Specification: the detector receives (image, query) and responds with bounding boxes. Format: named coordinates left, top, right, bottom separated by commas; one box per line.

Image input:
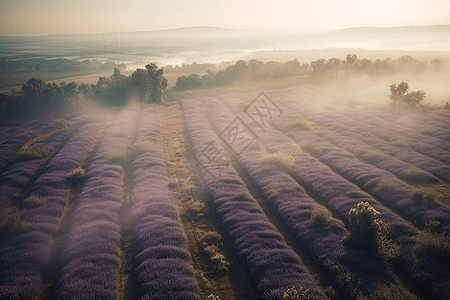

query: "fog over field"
left=1, top=1, right=450, bottom=300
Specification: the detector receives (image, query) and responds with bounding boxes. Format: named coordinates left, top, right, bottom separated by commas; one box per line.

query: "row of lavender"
left=208, top=95, right=418, bottom=298
left=0, top=119, right=66, bottom=168
left=0, top=119, right=84, bottom=212
left=251, top=91, right=450, bottom=298
left=129, top=105, right=200, bottom=299
left=274, top=93, right=450, bottom=230
left=333, top=103, right=450, bottom=164
left=276, top=88, right=450, bottom=179
left=182, top=99, right=327, bottom=299
left=293, top=103, right=450, bottom=183
left=0, top=117, right=108, bottom=298
left=342, top=105, right=450, bottom=151
left=51, top=103, right=141, bottom=299
left=367, top=106, right=450, bottom=141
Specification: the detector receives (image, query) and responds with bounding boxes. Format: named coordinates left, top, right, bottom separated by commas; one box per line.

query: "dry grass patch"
left=401, top=167, right=438, bottom=184
left=363, top=148, right=387, bottom=162
left=357, top=284, right=419, bottom=300
left=310, top=204, right=333, bottom=226
left=412, top=183, right=450, bottom=206
left=107, top=149, right=132, bottom=165
left=247, top=140, right=262, bottom=150
left=263, top=152, right=296, bottom=170
left=289, top=118, right=322, bottom=132
left=299, top=140, right=317, bottom=152
left=390, top=136, right=411, bottom=148
left=268, top=188, right=280, bottom=199
left=22, top=195, right=46, bottom=208
left=16, top=145, right=50, bottom=160
left=0, top=207, right=31, bottom=234
left=415, top=220, right=450, bottom=260
left=282, top=286, right=314, bottom=300
left=376, top=177, right=397, bottom=191
left=199, top=231, right=229, bottom=271
left=68, top=166, right=86, bottom=185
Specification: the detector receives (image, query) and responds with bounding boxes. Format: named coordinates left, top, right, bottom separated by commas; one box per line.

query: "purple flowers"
left=183, top=99, right=326, bottom=299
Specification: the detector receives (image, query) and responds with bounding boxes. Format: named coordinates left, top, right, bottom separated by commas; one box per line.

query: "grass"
left=22, top=195, right=47, bottom=208
left=16, top=145, right=50, bottom=160
left=68, top=166, right=86, bottom=185
left=263, top=152, right=296, bottom=170
left=299, top=140, right=317, bottom=152
left=357, top=284, right=419, bottom=300
left=390, top=136, right=411, bottom=148
left=310, top=204, right=333, bottom=226
left=199, top=231, right=229, bottom=271
left=415, top=221, right=450, bottom=259
left=0, top=207, right=31, bottom=234
left=363, top=148, right=387, bottom=163
left=289, top=118, right=322, bottom=132
left=282, top=286, right=314, bottom=300
left=412, top=184, right=450, bottom=206
left=107, top=141, right=154, bottom=165
left=401, top=167, right=438, bottom=184
left=376, top=177, right=396, bottom=191
left=247, top=140, right=262, bottom=150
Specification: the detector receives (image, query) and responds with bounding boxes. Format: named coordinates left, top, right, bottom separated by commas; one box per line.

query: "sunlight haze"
left=1, top=0, right=449, bottom=36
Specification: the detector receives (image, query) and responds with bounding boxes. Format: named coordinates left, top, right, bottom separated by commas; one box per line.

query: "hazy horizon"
left=1, top=0, right=450, bottom=36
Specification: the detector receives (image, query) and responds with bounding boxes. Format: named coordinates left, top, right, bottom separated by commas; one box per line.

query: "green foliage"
left=199, top=231, right=229, bottom=271
left=415, top=220, right=450, bottom=260
left=389, top=82, right=426, bottom=108
left=68, top=166, right=86, bottom=185
left=175, top=59, right=308, bottom=90
left=282, top=286, right=314, bottom=300
left=0, top=207, right=31, bottom=235
left=310, top=204, right=333, bottom=226
left=345, top=202, right=399, bottom=259
left=262, top=152, right=296, bottom=170
left=0, top=64, right=167, bottom=123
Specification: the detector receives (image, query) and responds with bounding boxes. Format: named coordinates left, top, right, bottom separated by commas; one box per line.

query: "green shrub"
left=415, top=220, right=450, bottom=259
left=389, top=82, right=426, bottom=108
left=22, top=195, right=46, bottom=207
left=282, top=286, right=313, bottom=300
left=263, top=152, right=296, bottom=170
left=310, top=204, right=333, bottom=226
left=68, top=166, right=86, bottom=185
left=345, top=202, right=399, bottom=259
left=199, top=231, right=229, bottom=271
left=0, top=207, right=31, bottom=234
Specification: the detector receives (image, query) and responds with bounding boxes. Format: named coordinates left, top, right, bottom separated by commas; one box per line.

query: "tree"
left=346, top=54, right=357, bottom=64
left=389, top=82, right=409, bottom=103
left=145, top=63, right=166, bottom=103
left=389, top=82, right=426, bottom=108
left=404, top=90, right=426, bottom=108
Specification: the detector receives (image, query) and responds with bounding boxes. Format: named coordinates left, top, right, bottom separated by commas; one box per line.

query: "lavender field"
left=1, top=88, right=450, bottom=300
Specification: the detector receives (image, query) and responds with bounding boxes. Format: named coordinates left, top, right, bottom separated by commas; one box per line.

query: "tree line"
left=0, top=64, right=166, bottom=123
left=174, top=55, right=446, bottom=90
left=0, top=58, right=126, bottom=75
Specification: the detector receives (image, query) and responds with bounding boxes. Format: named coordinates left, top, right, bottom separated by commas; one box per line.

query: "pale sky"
left=0, top=0, right=449, bottom=36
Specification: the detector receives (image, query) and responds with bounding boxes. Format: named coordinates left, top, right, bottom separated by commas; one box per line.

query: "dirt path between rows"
left=160, top=102, right=254, bottom=300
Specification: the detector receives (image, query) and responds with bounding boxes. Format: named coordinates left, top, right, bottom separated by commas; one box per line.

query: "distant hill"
left=307, top=25, right=450, bottom=50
